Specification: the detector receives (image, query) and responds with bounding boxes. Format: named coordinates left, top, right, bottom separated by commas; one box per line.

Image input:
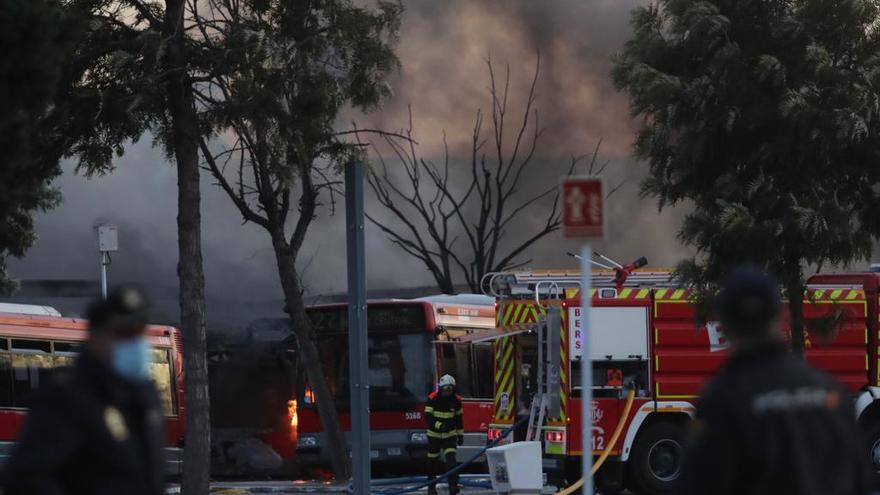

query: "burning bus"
left=208, top=318, right=300, bottom=476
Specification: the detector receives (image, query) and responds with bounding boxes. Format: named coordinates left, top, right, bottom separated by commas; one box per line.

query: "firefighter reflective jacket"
left=425, top=391, right=463, bottom=439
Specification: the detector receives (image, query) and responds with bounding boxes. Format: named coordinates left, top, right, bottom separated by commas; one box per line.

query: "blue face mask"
left=112, top=337, right=151, bottom=381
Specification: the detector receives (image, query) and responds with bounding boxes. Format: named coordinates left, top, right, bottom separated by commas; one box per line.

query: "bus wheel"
left=626, top=422, right=684, bottom=495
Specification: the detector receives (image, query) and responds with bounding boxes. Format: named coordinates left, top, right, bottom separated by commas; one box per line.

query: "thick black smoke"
left=8, top=0, right=691, bottom=330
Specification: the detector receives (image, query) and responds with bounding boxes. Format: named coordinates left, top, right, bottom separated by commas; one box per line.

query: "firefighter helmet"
left=438, top=374, right=456, bottom=389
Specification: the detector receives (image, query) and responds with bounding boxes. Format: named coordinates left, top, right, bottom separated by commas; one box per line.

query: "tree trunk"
left=439, top=277, right=455, bottom=295
left=164, top=1, right=211, bottom=493
left=784, top=268, right=806, bottom=358
left=270, top=231, right=351, bottom=479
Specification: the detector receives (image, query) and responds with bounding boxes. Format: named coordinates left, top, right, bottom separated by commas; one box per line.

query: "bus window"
left=315, top=333, right=433, bottom=411
left=52, top=341, right=82, bottom=367
left=439, top=344, right=456, bottom=384
left=0, top=339, right=11, bottom=406
left=453, top=345, right=472, bottom=398
left=439, top=343, right=496, bottom=400
left=11, top=340, right=50, bottom=353
left=0, top=353, right=11, bottom=407
left=10, top=339, right=54, bottom=406
left=149, top=348, right=176, bottom=416
left=472, top=344, right=493, bottom=399
left=439, top=343, right=473, bottom=398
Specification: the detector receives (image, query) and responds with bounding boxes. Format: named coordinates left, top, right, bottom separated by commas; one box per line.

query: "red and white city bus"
left=0, top=306, right=186, bottom=475
left=296, top=296, right=496, bottom=468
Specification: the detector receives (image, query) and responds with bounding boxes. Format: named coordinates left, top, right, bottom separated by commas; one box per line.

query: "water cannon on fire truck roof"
left=481, top=251, right=677, bottom=300
left=571, top=251, right=649, bottom=290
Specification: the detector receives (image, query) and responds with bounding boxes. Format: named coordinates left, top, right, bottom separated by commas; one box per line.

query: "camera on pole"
left=95, top=224, right=118, bottom=300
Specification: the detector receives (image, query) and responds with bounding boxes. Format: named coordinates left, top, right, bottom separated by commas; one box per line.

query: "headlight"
left=410, top=432, right=428, bottom=444
left=297, top=436, right=318, bottom=448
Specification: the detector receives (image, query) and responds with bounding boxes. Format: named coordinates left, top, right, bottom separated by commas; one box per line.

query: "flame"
left=288, top=399, right=299, bottom=445
left=288, top=400, right=298, bottom=428
left=304, top=388, right=316, bottom=404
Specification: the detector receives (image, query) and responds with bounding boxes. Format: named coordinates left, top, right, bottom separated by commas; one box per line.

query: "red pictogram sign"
left=562, top=177, right=604, bottom=238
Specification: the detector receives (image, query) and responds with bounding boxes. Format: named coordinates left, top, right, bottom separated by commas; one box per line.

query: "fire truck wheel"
left=863, top=421, right=880, bottom=485
left=626, top=421, right=684, bottom=495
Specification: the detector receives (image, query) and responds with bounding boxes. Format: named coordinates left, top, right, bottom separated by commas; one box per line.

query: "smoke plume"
left=7, top=0, right=691, bottom=330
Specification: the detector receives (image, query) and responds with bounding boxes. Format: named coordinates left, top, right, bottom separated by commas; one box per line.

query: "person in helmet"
left=425, top=374, right=463, bottom=495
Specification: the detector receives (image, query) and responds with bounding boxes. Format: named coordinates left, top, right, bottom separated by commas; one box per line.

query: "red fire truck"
left=0, top=305, right=186, bottom=475
left=296, top=296, right=497, bottom=469
left=485, top=267, right=880, bottom=494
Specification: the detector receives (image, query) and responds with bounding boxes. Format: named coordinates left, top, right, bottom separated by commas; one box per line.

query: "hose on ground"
left=369, top=475, right=489, bottom=487
left=555, top=389, right=636, bottom=495
left=364, top=415, right=530, bottom=495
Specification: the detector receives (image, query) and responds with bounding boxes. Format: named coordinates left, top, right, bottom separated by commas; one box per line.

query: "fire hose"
left=555, top=389, right=636, bottom=495
left=362, top=388, right=634, bottom=494
left=364, top=415, right=530, bottom=495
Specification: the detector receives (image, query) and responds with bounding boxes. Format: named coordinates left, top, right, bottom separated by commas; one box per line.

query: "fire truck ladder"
left=524, top=305, right=564, bottom=443
left=525, top=392, right=546, bottom=442
left=525, top=313, right=549, bottom=442
left=481, top=254, right=676, bottom=300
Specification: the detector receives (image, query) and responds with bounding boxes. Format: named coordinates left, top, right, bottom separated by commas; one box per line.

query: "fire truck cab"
left=485, top=268, right=880, bottom=495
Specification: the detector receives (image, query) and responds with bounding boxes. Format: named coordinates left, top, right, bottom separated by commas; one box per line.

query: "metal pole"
left=580, top=243, right=593, bottom=495
left=100, top=252, right=109, bottom=300
left=345, top=161, right=370, bottom=494
left=538, top=316, right=544, bottom=397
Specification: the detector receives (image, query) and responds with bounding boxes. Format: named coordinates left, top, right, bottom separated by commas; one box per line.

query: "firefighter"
left=678, top=266, right=868, bottom=495
left=425, top=374, right=463, bottom=495
left=1, top=287, right=165, bottom=495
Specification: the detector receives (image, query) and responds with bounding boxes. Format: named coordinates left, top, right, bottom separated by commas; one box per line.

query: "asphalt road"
left=166, top=480, right=500, bottom=494
left=163, top=476, right=656, bottom=494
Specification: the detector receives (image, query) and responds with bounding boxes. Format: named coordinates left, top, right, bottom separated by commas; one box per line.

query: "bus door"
left=438, top=342, right=494, bottom=405
left=437, top=339, right=497, bottom=462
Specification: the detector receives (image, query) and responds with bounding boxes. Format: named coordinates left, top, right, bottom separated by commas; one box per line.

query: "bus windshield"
left=314, top=332, right=433, bottom=412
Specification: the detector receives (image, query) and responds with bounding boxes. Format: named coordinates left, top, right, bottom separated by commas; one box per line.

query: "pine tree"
left=0, top=0, right=80, bottom=293
left=613, top=0, right=880, bottom=354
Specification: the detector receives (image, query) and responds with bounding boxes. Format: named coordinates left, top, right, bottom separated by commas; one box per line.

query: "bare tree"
left=367, top=55, right=616, bottom=293
left=189, top=0, right=403, bottom=479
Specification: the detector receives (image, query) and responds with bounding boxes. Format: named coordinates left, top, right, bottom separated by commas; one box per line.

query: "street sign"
left=561, top=176, right=605, bottom=494
left=562, top=177, right=604, bottom=239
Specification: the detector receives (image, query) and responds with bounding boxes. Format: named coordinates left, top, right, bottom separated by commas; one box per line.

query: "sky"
left=7, top=0, right=693, bottom=327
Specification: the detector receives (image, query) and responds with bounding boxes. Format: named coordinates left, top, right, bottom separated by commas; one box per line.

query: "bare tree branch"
left=336, top=128, right=417, bottom=144
left=199, top=137, right=269, bottom=228
left=365, top=53, right=621, bottom=293
left=123, top=0, right=162, bottom=30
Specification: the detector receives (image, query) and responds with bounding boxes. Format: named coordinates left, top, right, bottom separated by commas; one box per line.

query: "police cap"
left=86, top=286, right=150, bottom=336
left=717, top=266, right=781, bottom=335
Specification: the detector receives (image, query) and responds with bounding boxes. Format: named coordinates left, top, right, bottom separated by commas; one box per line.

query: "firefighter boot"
left=445, top=452, right=460, bottom=495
